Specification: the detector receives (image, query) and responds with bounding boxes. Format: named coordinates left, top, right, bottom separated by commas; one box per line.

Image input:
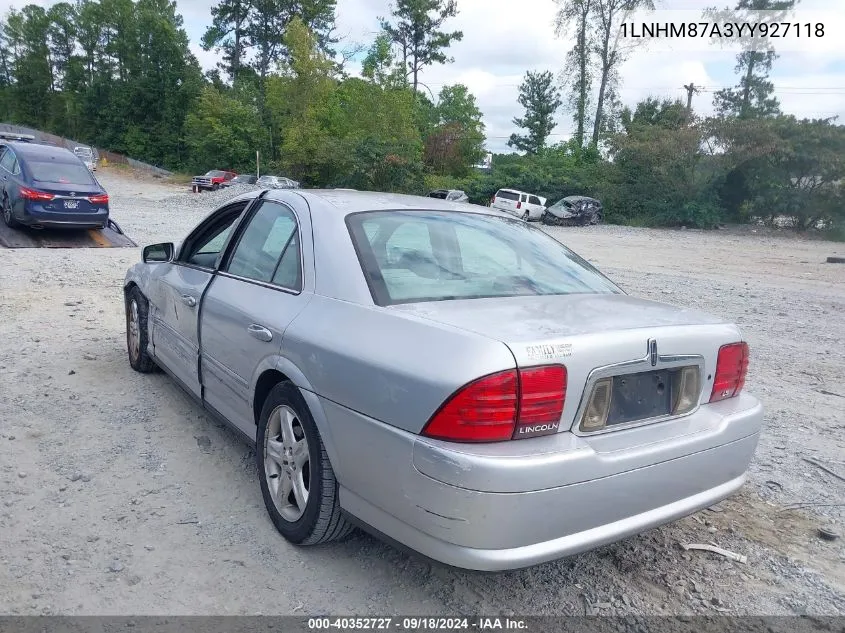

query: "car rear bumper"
left=20, top=204, right=109, bottom=228
left=331, top=394, right=763, bottom=571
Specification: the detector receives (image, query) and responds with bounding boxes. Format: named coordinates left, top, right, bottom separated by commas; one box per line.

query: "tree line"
left=0, top=0, right=841, bottom=234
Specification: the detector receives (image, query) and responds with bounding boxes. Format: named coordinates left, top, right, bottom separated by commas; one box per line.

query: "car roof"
left=4, top=141, right=79, bottom=163
left=260, top=189, right=510, bottom=218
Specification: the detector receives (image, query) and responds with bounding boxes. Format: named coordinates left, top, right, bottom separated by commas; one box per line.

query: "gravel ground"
left=0, top=168, right=843, bottom=616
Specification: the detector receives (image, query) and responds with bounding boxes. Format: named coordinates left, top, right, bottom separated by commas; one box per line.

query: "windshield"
left=29, top=161, right=96, bottom=185
left=205, top=170, right=225, bottom=177
left=549, top=199, right=573, bottom=211
left=347, top=210, right=621, bottom=306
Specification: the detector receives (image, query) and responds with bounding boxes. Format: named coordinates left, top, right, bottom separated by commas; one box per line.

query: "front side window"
left=226, top=200, right=301, bottom=289
left=528, top=195, right=542, bottom=206
left=347, top=210, right=621, bottom=306
left=182, top=203, right=246, bottom=268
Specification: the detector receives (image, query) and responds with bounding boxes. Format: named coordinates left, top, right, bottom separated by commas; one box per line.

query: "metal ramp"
left=0, top=219, right=136, bottom=249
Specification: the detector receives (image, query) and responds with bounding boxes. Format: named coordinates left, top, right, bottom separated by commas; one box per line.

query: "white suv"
left=490, top=188, right=546, bottom=221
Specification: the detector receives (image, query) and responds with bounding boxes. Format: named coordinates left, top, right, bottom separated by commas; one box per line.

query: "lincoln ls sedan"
left=123, top=189, right=762, bottom=571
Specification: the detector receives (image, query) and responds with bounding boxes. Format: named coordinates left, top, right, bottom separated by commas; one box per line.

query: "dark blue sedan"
left=0, top=141, right=109, bottom=230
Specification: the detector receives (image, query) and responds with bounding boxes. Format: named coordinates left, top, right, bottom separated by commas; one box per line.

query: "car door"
left=527, top=195, right=545, bottom=220
left=200, top=198, right=311, bottom=437
left=148, top=201, right=248, bottom=396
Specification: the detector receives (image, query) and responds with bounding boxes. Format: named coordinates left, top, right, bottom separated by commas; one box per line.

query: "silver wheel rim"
left=264, top=405, right=310, bottom=522
left=127, top=299, right=140, bottom=361
left=3, top=200, right=10, bottom=223
left=522, top=212, right=529, bottom=221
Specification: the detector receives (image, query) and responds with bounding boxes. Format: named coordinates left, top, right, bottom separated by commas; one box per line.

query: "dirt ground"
left=0, top=167, right=843, bottom=616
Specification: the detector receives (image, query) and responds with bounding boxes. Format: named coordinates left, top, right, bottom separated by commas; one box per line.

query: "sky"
left=3, top=0, right=845, bottom=152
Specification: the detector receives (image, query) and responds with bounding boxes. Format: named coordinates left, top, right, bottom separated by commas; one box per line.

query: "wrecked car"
left=543, top=196, right=603, bottom=226
left=124, top=189, right=761, bottom=572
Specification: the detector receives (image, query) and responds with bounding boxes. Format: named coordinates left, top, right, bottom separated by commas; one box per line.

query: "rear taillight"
left=709, top=342, right=749, bottom=402
left=516, top=201, right=522, bottom=209
left=88, top=193, right=109, bottom=205
left=422, top=365, right=566, bottom=443
left=19, top=186, right=55, bottom=202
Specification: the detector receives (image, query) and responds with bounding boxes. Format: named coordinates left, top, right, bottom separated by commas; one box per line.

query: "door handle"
left=247, top=324, right=273, bottom=342
left=180, top=294, right=197, bottom=308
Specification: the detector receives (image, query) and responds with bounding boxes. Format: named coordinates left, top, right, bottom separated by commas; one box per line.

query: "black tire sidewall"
left=125, top=288, right=152, bottom=371
left=256, top=382, right=327, bottom=544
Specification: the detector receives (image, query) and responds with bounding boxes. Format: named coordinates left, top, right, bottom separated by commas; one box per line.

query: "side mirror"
left=143, top=242, right=174, bottom=263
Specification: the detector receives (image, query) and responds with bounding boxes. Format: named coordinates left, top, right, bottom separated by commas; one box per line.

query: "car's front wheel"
left=125, top=287, right=156, bottom=373
left=257, top=382, right=353, bottom=545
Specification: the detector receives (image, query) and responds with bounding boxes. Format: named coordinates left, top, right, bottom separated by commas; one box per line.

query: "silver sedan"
left=123, top=190, right=762, bottom=571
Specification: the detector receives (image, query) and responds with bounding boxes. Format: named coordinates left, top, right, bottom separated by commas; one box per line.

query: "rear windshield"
left=347, top=210, right=620, bottom=306
left=29, top=161, right=95, bottom=185
left=495, top=190, right=519, bottom=201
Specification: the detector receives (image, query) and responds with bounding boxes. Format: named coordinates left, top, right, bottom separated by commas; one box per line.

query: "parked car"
left=73, top=146, right=97, bottom=172
left=124, top=190, right=762, bottom=572
left=1, top=141, right=109, bottom=229
left=192, top=170, right=237, bottom=192
left=427, top=189, right=469, bottom=202
left=224, top=174, right=257, bottom=186
left=257, top=175, right=299, bottom=189
left=490, top=188, right=546, bottom=221
left=543, top=196, right=603, bottom=226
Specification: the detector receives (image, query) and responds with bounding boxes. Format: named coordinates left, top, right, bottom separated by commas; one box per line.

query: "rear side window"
left=528, top=195, right=542, bottom=206
left=0, top=149, right=16, bottom=173
left=495, top=190, right=519, bottom=202
left=226, top=200, right=301, bottom=290
left=29, top=161, right=95, bottom=185
left=347, top=210, right=620, bottom=306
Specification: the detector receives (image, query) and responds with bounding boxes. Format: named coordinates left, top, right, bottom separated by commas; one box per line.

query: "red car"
left=191, top=170, right=237, bottom=192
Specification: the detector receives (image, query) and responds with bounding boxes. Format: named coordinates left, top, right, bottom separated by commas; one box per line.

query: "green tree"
left=555, top=0, right=592, bottom=148
left=619, top=97, right=688, bottom=133
left=424, top=83, right=485, bottom=175
left=7, top=6, right=53, bottom=126
left=201, top=0, right=252, bottom=83
left=380, top=0, right=463, bottom=95
left=508, top=70, right=562, bottom=154
left=712, top=115, right=845, bottom=230
left=589, top=0, right=654, bottom=145
left=185, top=85, right=268, bottom=170
left=710, top=0, right=794, bottom=119
left=361, top=33, right=403, bottom=88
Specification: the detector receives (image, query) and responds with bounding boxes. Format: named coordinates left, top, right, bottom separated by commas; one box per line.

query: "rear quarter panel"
left=282, top=295, right=517, bottom=434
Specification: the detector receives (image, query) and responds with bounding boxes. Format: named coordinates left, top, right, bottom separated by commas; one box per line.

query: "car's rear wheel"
left=522, top=211, right=529, bottom=221
left=125, top=287, right=156, bottom=373
left=257, top=382, right=353, bottom=545
left=2, top=196, right=19, bottom=228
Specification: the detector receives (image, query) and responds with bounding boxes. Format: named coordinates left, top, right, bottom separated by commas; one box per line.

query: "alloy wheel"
left=264, top=405, right=311, bottom=522
left=127, top=299, right=141, bottom=362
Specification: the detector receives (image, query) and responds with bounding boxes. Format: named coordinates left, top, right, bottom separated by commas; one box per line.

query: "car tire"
left=592, top=212, right=603, bottom=225
left=522, top=211, right=529, bottom=221
left=125, top=287, right=156, bottom=373
left=2, top=195, right=20, bottom=228
left=257, top=381, right=353, bottom=545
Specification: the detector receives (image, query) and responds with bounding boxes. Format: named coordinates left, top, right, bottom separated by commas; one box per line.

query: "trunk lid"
left=392, top=293, right=742, bottom=432
left=33, top=181, right=105, bottom=214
